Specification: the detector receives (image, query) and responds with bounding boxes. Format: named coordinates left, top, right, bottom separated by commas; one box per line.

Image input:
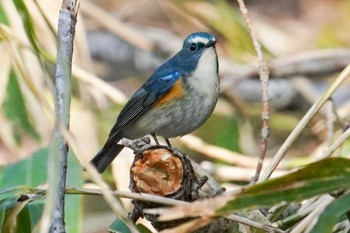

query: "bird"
left=91, top=32, right=219, bottom=173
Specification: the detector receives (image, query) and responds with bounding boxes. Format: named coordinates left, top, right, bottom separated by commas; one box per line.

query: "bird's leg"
left=151, top=133, right=160, bottom=145
left=165, top=138, right=172, bottom=147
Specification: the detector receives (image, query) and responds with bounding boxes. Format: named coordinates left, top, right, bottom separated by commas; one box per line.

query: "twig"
left=272, top=196, right=325, bottom=229
left=319, top=125, right=350, bottom=160
left=326, top=99, right=336, bottom=146
left=259, top=64, right=350, bottom=182
left=146, top=210, right=282, bottom=233
left=46, top=1, right=77, bottom=232
left=290, top=195, right=334, bottom=233
left=267, top=204, right=289, bottom=223
left=180, top=135, right=304, bottom=171
left=16, top=186, right=284, bottom=233
left=190, top=161, right=225, bottom=195
left=225, top=214, right=284, bottom=233
left=65, top=187, right=188, bottom=206
left=179, top=135, right=269, bottom=168
left=200, top=161, right=288, bottom=182
left=236, top=0, right=270, bottom=184
left=15, top=186, right=189, bottom=211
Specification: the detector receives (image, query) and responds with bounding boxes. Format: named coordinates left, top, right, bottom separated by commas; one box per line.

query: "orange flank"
left=155, top=79, right=185, bottom=107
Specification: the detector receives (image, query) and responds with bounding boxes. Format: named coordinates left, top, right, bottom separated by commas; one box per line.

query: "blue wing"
left=91, top=69, right=182, bottom=172
left=107, top=69, right=182, bottom=140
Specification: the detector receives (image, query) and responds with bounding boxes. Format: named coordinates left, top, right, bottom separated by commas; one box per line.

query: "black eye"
left=189, top=43, right=197, bottom=51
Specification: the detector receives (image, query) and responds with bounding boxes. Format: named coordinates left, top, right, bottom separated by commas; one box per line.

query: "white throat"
left=189, top=47, right=219, bottom=94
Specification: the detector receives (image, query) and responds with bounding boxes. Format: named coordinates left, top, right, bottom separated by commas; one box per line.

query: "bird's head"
left=169, top=32, right=218, bottom=75
left=182, top=32, right=217, bottom=52
left=154, top=32, right=218, bottom=80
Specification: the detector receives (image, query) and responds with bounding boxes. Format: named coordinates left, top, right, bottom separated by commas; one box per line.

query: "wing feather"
left=106, top=69, right=182, bottom=142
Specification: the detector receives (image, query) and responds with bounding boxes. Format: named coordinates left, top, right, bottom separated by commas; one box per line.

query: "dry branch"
left=49, top=0, right=77, bottom=232
left=236, top=0, right=270, bottom=184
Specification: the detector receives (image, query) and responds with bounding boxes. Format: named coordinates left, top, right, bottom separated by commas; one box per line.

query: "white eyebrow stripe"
left=188, top=37, right=210, bottom=44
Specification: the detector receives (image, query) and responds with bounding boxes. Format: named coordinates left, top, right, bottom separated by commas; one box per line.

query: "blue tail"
left=91, top=143, right=124, bottom=173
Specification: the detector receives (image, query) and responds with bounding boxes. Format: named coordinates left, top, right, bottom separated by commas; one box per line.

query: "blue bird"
left=91, top=32, right=219, bottom=173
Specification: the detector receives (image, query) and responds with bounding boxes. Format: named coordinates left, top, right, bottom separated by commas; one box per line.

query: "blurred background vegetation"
left=1, top=0, right=350, bottom=232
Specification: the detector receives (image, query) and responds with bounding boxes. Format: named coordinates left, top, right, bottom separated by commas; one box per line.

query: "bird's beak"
left=205, top=40, right=217, bottom=48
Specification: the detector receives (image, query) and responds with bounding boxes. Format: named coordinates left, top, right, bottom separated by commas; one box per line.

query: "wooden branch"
left=236, top=0, right=271, bottom=184
left=49, top=0, right=77, bottom=232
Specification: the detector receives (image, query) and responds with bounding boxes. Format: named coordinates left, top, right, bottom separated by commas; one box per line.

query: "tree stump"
left=128, top=145, right=207, bottom=230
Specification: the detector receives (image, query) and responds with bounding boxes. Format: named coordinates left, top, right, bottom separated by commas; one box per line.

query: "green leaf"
left=12, top=0, right=41, bottom=55
left=109, top=219, right=153, bottom=233
left=157, top=158, right=350, bottom=224
left=136, top=223, right=153, bottom=233
left=0, top=149, right=47, bottom=232
left=309, top=192, right=350, bottom=233
left=109, top=219, right=131, bottom=233
left=16, top=205, right=32, bottom=233
left=27, top=202, right=44, bottom=231
left=0, top=197, right=18, bottom=229
left=0, top=5, right=8, bottom=24
left=0, top=186, right=30, bottom=201
left=0, top=148, right=47, bottom=188
left=2, top=71, right=38, bottom=143
left=11, top=0, right=53, bottom=62
left=0, top=147, right=83, bottom=232
left=65, top=151, right=83, bottom=233
left=2, top=198, right=30, bottom=233
left=218, top=158, right=350, bottom=214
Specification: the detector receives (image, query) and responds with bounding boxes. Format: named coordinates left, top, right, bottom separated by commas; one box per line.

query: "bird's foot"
left=120, top=137, right=151, bottom=153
